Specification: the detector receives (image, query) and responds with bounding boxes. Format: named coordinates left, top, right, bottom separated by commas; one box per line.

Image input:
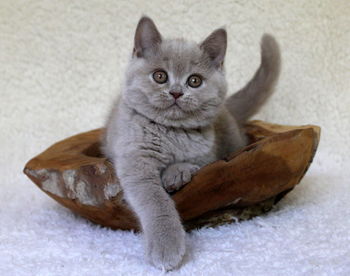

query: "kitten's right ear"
left=200, top=28, right=227, bottom=68
left=133, top=16, right=162, bottom=58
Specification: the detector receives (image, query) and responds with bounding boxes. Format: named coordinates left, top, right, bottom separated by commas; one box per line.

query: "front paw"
left=161, top=163, right=200, bottom=193
left=146, top=220, right=186, bottom=271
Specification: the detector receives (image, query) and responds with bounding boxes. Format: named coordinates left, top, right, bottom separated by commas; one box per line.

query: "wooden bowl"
left=24, top=121, right=320, bottom=231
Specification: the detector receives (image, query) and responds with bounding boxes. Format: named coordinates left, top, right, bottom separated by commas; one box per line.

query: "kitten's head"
left=123, top=16, right=228, bottom=128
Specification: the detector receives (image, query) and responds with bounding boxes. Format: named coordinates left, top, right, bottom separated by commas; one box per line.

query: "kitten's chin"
left=125, top=97, right=214, bottom=128
left=152, top=105, right=215, bottom=129
left=163, top=104, right=188, bottom=120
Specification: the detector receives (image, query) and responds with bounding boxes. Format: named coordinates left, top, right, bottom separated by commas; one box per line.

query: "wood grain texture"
left=24, top=120, right=320, bottom=231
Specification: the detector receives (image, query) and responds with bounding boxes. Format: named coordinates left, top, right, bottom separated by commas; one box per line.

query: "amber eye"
left=187, top=75, right=202, bottom=88
left=152, top=70, right=168, bottom=84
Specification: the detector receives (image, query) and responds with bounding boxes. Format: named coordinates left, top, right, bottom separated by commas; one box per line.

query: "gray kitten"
left=103, top=16, right=280, bottom=270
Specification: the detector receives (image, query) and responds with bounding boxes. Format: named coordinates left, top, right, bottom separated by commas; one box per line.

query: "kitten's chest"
left=144, top=123, right=215, bottom=162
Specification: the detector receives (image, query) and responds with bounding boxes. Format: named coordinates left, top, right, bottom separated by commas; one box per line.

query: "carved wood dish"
left=24, top=121, right=320, bottom=231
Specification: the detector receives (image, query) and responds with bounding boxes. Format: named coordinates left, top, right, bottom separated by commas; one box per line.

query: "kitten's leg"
left=215, top=108, right=248, bottom=159
left=161, top=163, right=200, bottom=193
left=116, top=155, right=186, bottom=271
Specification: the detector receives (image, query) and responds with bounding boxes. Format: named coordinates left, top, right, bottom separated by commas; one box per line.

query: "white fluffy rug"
left=1, top=1, right=349, bottom=275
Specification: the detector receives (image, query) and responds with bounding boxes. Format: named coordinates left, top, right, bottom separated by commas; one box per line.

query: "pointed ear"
left=200, top=28, right=227, bottom=67
left=133, top=16, right=162, bottom=58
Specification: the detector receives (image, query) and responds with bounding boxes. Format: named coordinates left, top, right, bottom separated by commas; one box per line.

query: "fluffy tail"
left=225, top=34, right=281, bottom=123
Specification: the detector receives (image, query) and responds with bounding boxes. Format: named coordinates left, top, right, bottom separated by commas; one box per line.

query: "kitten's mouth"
left=170, top=102, right=193, bottom=114
left=160, top=101, right=192, bottom=119
left=169, top=101, right=182, bottom=110
left=170, top=101, right=198, bottom=114
left=152, top=98, right=199, bottom=117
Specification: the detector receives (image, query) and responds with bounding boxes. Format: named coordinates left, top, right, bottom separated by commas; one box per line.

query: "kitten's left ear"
left=200, top=28, right=227, bottom=68
left=133, top=16, right=162, bottom=58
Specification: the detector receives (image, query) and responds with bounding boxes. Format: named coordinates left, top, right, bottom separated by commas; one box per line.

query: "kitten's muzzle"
left=169, top=91, right=184, bottom=99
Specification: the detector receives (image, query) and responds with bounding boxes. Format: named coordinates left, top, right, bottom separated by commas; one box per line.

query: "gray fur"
left=225, top=34, right=281, bottom=123
left=103, top=16, right=281, bottom=270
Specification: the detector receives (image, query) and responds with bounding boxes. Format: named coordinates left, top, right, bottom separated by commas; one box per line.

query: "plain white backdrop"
left=1, top=1, right=349, bottom=275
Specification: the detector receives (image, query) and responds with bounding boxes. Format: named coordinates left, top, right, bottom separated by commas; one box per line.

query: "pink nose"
left=170, top=91, right=183, bottom=99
